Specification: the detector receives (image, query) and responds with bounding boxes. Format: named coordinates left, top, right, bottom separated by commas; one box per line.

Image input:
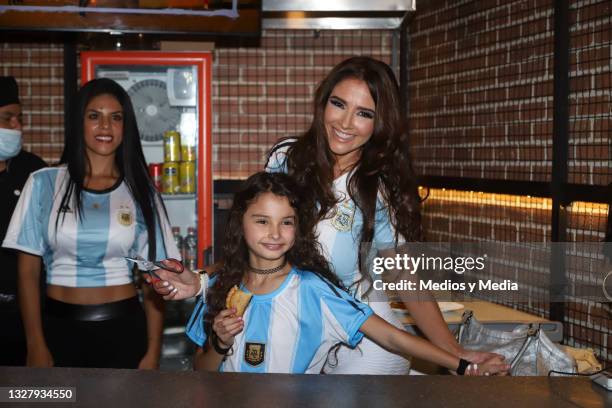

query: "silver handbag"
left=456, top=310, right=576, bottom=376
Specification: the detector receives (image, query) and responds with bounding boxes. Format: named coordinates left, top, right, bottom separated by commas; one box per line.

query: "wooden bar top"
left=398, top=301, right=551, bottom=325
left=0, top=367, right=609, bottom=407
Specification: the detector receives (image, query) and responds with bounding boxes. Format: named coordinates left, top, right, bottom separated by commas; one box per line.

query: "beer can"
left=179, top=161, right=196, bottom=194
left=162, top=162, right=180, bottom=194
left=148, top=163, right=163, bottom=192
left=181, top=144, right=196, bottom=162
left=180, top=132, right=196, bottom=162
left=163, top=131, right=181, bottom=162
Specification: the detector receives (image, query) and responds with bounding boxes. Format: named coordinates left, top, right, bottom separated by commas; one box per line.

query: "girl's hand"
left=27, top=344, right=54, bottom=367
left=465, top=356, right=510, bottom=376
left=213, top=308, right=244, bottom=348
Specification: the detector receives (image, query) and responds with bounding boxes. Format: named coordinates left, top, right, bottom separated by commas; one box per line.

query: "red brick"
left=241, top=101, right=287, bottom=115
left=217, top=84, right=264, bottom=98
left=216, top=114, right=263, bottom=131
left=214, top=64, right=240, bottom=81
left=451, top=220, right=471, bottom=236
left=594, top=27, right=611, bottom=45
left=213, top=100, right=239, bottom=114
left=287, top=66, right=329, bottom=84
left=240, top=66, right=288, bottom=83
left=266, top=53, right=317, bottom=68
left=580, top=2, right=611, bottom=21
left=290, top=34, right=335, bottom=50
left=265, top=115, right=310, bottom=133
left=261, top=35, right=290, bottom=49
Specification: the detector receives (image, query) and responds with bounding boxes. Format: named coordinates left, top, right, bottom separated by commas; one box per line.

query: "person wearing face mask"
left=0, top=76, right=46, bottom=366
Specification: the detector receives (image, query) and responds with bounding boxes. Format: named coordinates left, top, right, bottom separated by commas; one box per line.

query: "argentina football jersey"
left=185, top=268, right=373, bottom=374
left=265, top=141, right=404, bottom=295
left=2, top=166, right=178, bottom=287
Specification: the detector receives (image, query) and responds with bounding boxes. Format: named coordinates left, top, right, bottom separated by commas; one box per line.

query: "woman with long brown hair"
left=153, top=57, right=502, bottom=374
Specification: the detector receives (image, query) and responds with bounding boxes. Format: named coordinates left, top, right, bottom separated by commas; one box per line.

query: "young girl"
left=186, top=172, right=508, bottom=375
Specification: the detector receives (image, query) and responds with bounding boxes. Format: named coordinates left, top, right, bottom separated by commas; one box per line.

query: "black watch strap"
left=457, top=358, right=470, bottom=375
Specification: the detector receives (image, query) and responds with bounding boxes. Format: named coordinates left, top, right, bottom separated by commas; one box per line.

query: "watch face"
left=127, top=79, right=182, bottom=142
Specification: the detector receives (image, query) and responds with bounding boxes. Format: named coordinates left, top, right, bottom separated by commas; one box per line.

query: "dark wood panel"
left=0, top=367, right=610, bottom=408
left=0, top=1, right=260, bottom=35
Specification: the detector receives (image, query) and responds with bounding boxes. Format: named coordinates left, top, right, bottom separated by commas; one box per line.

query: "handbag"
left=456, top=310, right=576, bottom=376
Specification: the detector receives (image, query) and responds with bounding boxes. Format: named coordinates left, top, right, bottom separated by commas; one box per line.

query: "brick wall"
left=1, top=30, right=394, bottom=176
left=568, top=0, right=612, bottom=186
left=409, top=0, right=555, bottom=182
left=0, top=42, right=65, bottom=164
left=212, top=29, right=393, bottom=179
left=410, top=0, right=611, bottom=363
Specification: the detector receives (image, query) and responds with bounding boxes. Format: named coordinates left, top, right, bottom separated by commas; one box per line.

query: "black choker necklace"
left=249, top=260, right=287, bottom=275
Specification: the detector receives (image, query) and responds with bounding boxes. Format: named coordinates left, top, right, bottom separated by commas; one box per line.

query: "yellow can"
left=179, top=161, right=196, bottom=194
left=163, top=131, right=181, bottom=162
left=162, top=162, right=180, bottom=194
left=181, top=144, right=196, bottom=162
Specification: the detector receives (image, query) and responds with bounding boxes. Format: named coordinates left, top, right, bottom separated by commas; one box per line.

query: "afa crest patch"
left=244, top=342, right=265, bottom=366
left=117, top=209, right=134, bottom=226
left=331, top=201, right=355, bottom=232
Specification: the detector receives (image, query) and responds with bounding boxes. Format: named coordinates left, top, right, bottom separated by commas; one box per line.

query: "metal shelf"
left=161, top=193, right=196, bottom=200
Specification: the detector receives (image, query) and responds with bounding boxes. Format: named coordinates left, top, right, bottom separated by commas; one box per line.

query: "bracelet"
left=194, top=269, right=209, bottom=298
left=456, top=358, right=470, bottom=375
left=211, top=334, right=232, bottom=355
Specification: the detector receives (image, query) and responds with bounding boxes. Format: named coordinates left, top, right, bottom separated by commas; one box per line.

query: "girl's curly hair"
left=204, top=172, right=344, bottom=339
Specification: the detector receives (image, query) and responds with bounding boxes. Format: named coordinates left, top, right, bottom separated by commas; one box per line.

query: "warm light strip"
left=569, top=201, right=609, bottom=216
left=420, top=187, right=609, bottom=215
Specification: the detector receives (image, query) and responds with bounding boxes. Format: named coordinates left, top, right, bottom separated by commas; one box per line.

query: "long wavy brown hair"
left=204, top=172, right=344, bottom=337
left=268, top=56, right=422, bottom=293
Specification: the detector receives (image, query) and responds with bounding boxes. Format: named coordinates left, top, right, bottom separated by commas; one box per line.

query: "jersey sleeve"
left=264, top=139, right=295, bottom=173
left=185, top=275, right=218, bottom=346
left=2, top=172, right=46, bottom=256
left=316, top=277, right=374, bottom=347
left=185, top=296, right=208, bottom=347
left=132, top=195, right=181, bottom=263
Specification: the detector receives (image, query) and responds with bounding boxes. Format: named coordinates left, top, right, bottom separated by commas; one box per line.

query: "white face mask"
left=0, top=127, right=22, bottom=160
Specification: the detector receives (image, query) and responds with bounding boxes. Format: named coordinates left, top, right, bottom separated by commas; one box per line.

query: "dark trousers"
left=44, top=297, right=148, bottom=369
left=0, top=303, right=26, bottom=366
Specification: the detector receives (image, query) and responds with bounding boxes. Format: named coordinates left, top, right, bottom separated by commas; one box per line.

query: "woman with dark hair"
left=3, top=78, right=179, bottom=368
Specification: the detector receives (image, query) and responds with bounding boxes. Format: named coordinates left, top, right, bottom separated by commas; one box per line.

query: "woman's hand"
left=465, top=355, right=510, bottom=376
left=212, top=308, right=244, bottom=348
left=138, top=350, right=160, bottom=370
left=27, top=343, right=54, bottom=367
left=145, top=259, right=199, bottom=300
left=459, top=348, right=505, bottom=365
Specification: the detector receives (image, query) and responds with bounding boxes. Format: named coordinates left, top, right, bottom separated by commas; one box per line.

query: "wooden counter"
left=397, top=300, right=563, bottom=341
left=0, top=367, right=609, bottom=408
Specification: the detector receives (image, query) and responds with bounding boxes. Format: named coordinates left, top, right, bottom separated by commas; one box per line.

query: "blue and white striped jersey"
left=265, top=141, right=404, bottom=296
left=186, top=268, right=373, bottom=374
left=2, top=166, right=179, bottom=287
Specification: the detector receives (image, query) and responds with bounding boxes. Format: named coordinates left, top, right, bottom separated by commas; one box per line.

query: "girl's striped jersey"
left=186, top=268, right=373, bottom=373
